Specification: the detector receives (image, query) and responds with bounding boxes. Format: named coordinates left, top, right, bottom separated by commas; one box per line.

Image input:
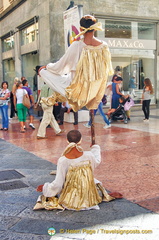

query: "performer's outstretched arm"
left=44, top=41, right=83, bottom=75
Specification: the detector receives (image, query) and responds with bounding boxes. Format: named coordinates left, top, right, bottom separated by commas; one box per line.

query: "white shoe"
left=29, top=123, right=35, bottom=129
left=83, top=123, right=91, bottom=128
left=143, top=119, right=149, bottom=123
left=103, top=124, right=111, bottom=129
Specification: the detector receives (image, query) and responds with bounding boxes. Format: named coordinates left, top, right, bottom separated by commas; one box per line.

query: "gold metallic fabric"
left=54, top=92, right=67, bottom=102
left=65, top=44, right=114, bottom=112
left=40, top=92, right=66, bottom=107
left=33, top=195, right=64, bottom=210
left=96, top=183, right=115, bottom=202
left=33, top=161, right=114, bottom=211
left=58, top=161, right=102, bottom=210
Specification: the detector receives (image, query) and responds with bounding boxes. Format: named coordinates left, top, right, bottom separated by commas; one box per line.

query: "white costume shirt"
left=43, top=144, right=101, bottom=197
left=40, top=40, right=109, bottom=98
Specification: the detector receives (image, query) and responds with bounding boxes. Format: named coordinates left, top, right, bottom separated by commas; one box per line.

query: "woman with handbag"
left=14, top=81, right=29, bottom=132
left=0, top=81, right=10, bottom=131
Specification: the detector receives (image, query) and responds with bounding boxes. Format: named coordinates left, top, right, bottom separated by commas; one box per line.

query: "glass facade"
left=138, top=23, right=156, bottom=40
left=111, top=53, right=155, bottom=104
left=97, top=18, right=156, bottom=104
left=1, top=21, right=39, bottom=90
left=2, top=35, right=14, bottom=52
left=3, top=58, right=15, bottom=87
left=104, top=20, right=156, bottom=40
left=21, top=22, right=38, bottom=45
left=21, top=52, right=39, bottom=91
left=105, top=20, right=131, bottom=39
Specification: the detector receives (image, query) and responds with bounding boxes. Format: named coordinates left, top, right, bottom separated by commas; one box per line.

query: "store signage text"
left=105, top=38, right=156, bottom=50
left=108, top=39, right=144, bottom=49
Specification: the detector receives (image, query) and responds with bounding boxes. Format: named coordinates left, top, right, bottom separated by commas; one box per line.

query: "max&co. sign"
left=101, top=38, right=156, bottom=50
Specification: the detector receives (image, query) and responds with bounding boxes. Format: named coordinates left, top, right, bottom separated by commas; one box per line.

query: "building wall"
left=3, top=0, right=10, bottom=11
left=0, top=0, right=51, bottom=88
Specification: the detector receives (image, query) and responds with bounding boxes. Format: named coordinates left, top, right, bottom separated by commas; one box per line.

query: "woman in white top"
left=141, top=78, right=153, bottom=122
left=0, top=81, right=10, bottom=130
left=14, top=81, right=29, bottom=132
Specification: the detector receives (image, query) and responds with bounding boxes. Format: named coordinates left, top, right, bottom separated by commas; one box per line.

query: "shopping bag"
left=124, top=98, right=134, bottom=111
left=23, top=93, right=31, bottom=109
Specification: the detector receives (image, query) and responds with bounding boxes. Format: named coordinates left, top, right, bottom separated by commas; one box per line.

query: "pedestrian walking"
left=0, top=81, right=10, bottom=131
left=84, top=101, right=111, bottom=129
left=141, top=78, right=153, bottom=122
left=22, top=79, right=35, bottom=129
left=36, top=84, right=64, bottom=139
left=14, top=81, right=29, bottom=132
left=10, top=77, right=19, bottom=118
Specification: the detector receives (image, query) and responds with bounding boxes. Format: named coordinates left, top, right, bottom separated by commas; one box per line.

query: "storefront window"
left=105, top=20, right=131, bottom=38
left=3, top=58, right=15, bottom=87
left=138, top=23, right=155, bottom=40
left=111, top=50, right=155, bottom=103
left=103, top=20, right=156, bottom=40
left=109, top=48, right=156, bottom=104
left=21, top=52, right=39, bottom=91
left=97, top=18, right=156, bottom=104
left=2, top=35, right=14, bottom=52
left=21, top=22, right=38, bottom=45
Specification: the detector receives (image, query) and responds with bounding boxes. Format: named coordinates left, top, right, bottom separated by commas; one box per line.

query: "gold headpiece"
left=75, top=22, right=103, bottom=39
left=62, top=142, right=83, bottom=156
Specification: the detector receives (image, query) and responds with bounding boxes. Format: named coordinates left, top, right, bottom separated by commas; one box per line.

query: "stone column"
left=14, top=30, right=21, bottom=78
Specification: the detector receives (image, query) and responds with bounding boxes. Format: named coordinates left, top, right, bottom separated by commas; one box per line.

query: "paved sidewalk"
left=0, top=108, right=159, bottom=240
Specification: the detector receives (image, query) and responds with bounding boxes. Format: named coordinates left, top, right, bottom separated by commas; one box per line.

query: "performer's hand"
left=38, top=66, right=46, bottom=76
left=67, top=108, right=71, bottom=113
left=90, top=143, right=96, bottom=147
left=36, top=184, right=44, bottom=192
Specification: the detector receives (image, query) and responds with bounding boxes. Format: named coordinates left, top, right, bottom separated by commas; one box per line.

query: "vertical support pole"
left=90, top=109, right=95, bottom=145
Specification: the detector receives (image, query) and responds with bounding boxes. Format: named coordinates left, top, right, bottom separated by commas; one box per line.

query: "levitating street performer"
left=33, top=16, right=121, bottom=211
left=34, top=130, right=122, bottom=211
left=38, top=15, right=113, bottom=112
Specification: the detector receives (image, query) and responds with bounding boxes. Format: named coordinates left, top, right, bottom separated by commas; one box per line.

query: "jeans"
left=88, top=102, right=110, bottom=126
left=0, top=104, right=9, bottom=128
left=142, top=99, right=151, bottom=119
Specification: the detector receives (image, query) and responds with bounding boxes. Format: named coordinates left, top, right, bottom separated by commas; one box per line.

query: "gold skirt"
left=33, top=161, right=114, bottom=211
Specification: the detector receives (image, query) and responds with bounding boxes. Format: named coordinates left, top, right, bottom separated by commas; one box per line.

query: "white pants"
left=129, top=88, right=136, bottom=97
left=37, top=103, right=61, bottom=137
left=40, top=69, right=71, bottom=97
